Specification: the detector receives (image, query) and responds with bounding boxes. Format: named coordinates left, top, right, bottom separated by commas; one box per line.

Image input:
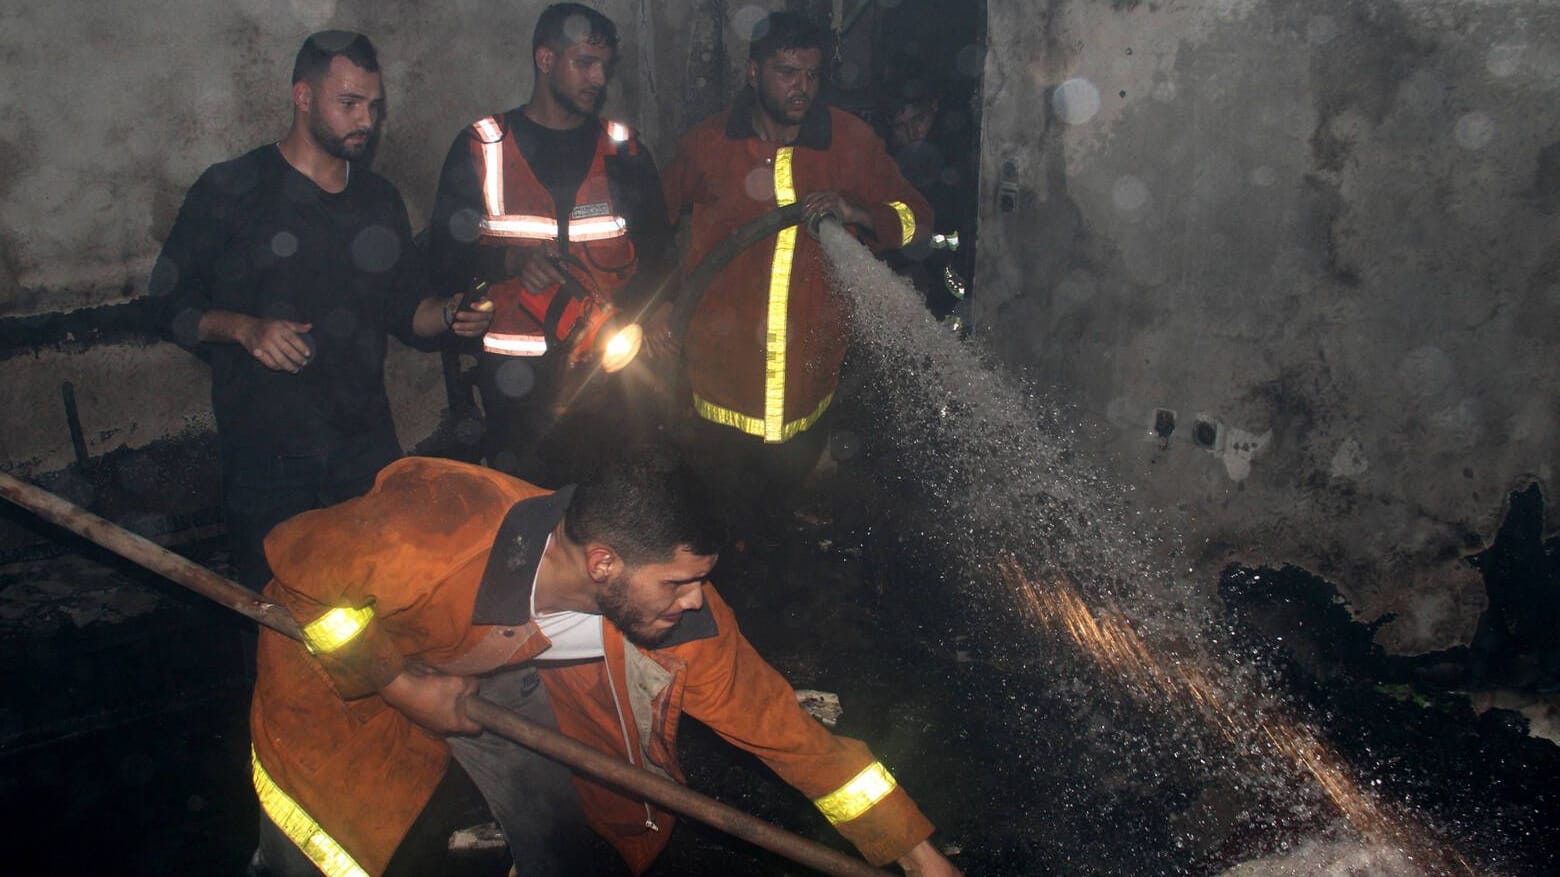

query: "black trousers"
left=221, top=430, right=402, bottom=591
left=477, top=351, right=558, bottom=485
left=478, top=351, right=667, bottom=489
left=221, top=430, right=401, bottom=679
left=677, top=406, right=835, bottom=544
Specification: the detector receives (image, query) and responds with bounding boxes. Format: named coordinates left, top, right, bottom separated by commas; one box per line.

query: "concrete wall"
left=975, top=0, right=1560, bottom=654
left=0, top=0, right=648, bottom=473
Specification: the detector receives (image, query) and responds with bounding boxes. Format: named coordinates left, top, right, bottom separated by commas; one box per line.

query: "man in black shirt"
left=428, top=2, right=674, bottom=486
left=150, top=31, right=493, bottom=591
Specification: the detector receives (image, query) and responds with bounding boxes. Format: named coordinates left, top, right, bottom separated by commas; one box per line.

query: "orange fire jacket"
left=663, top=94, right=932, bottom=442
left=249, top=457, right=934, bottom=876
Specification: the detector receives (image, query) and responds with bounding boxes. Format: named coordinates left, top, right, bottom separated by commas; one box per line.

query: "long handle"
left=0, top=470, right=886, bottom=877
left=0, top=471, right=303, bottom=639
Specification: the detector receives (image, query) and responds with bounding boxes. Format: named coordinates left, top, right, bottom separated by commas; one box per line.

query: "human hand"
left=801, top=191, right=871, bottom=230
left=505, top=243, right=568, bottom=291
left=445, top=292, right=495, bottom=338
left=380, top=666, right=482, bottom=736
left=896, top=840, right=963, bottom=877
left=239, top=317, right=313, bottom=373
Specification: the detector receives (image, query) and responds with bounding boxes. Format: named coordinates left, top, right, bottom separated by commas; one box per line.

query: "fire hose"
left=0, top=470, right=886, bottom=877
left=668, top=202, right=808, bottom=341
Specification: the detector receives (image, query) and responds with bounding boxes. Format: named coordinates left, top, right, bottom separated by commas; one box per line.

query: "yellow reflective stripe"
left=301, top=606, right=374, bottom=655
left=252, top=747, right=369, bottom=877
left=692, top=391, right=833, bottom=443
left=693, top=394, right=763, bottom=436
left=886, top=200, right=916, bottom=247
left=814, top=761, right=898, bottom=825
left=773, top=148, right=797, bottom=207
left=764, top=226, right=796, bottom=441
left=766, top=148, right=799, bottom=442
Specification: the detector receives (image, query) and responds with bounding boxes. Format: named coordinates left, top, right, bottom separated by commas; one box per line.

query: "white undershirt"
left=528, top=534, right=605, bottom=661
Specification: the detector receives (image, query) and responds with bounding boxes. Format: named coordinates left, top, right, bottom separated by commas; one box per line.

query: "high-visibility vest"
left=468, top=115, right=638, bottom=357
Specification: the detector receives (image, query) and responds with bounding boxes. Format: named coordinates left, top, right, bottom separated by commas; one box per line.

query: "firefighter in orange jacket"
left=429, top=3, right=674, bottom=486
left=661, top=12, right=932, bottom=534
left=248, top=455, right=962, bottom=877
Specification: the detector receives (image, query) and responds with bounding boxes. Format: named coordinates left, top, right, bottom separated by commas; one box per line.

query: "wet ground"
left=0, top=543, right=255, bottom=874
left=3, top=455, right=1559, bottom=875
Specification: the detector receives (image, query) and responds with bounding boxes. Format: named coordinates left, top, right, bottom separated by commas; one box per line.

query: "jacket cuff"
left=865, top=202, right=919, bottom=252
left=303, top=610, right=406, bottom=699
left=833, top=785, right=936, bottom=866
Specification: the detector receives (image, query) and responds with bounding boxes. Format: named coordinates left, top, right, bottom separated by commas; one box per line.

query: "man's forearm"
left=411, top=296, right=453, bottom=338
left=379, top=666, right=481, bottom=735
left=196, top=309, right=259, bottom=346
left=411, top=293, right=494, bottom=340
left=195, top=310, right=315, bottom=372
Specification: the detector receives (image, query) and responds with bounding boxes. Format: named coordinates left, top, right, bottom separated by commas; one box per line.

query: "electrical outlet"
left=1193, top=417, right=1219, bottom=450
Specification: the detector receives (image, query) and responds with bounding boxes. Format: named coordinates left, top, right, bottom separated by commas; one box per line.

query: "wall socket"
left=1193, top=416, right=1221, bottom=450
left=998, top=160, right=1020, bottom=213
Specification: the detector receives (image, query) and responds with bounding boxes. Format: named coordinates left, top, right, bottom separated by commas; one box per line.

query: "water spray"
left=812, top=220, right=1475, bottom=875
left=997, top=558, right=1470, bottom=874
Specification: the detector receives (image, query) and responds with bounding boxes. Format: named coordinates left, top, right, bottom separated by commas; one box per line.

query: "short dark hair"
left=291, top=30, right=379, bottom=84
left=564, top=455, right=722, bottom=565
left=533, top=3, right=619, bottom=55
left=748, top=12, right=830, bottom=63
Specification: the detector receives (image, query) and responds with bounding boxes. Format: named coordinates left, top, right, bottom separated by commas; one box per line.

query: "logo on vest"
left=570, top=201, right=612, bottom=220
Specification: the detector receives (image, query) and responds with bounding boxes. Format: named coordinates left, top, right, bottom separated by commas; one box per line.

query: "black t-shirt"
left=148, top=144, right=426, bottom=455
left=507, top=110, right=601, bottom=224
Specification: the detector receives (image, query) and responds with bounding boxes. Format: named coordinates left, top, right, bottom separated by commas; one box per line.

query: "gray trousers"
left=448, top=664, right=621, bottom=876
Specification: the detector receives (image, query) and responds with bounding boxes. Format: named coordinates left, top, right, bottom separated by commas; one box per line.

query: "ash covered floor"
left=2, top=465, right=1559, bottom=875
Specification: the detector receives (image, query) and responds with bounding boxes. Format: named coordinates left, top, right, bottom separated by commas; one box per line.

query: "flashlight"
left=566, top=300, right=644, bottom=373
left=599, top=321, right=643, bottom=373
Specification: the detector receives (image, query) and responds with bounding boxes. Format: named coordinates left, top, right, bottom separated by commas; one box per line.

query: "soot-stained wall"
left=975, top=0, right=1560, bottom=654
left=0, top=0, right=650, bottom=474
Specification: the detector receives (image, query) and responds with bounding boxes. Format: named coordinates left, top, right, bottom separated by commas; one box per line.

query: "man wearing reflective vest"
left=428, top=3, right=673, bottom=485
left=661, top=12, right=931, bottom=533
left=248, top=455, right=962, bottom=877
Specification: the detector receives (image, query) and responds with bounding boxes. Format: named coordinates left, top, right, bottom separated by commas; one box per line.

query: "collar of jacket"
left=723, top=87, right=833, bottom=150
left=473, top=485, right=576, bottom=625
left=471, top=484, right=720, bottom=647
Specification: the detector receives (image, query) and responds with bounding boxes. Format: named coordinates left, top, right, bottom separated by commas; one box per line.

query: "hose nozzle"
left=804, top=209, right=843, bottom=240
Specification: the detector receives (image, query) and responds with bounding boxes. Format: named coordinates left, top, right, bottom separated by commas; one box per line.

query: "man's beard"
left=597, top=573, right=673, bottom=648
left=551, top=79, right=606, bottom=118
left=310, top=115, right=378, bottom=161
left=756, top=84, right=809, bottom=126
